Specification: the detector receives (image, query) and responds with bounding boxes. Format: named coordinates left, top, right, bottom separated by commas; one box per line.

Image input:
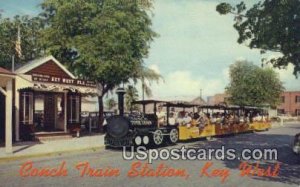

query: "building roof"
left=190, top=96, right=207, bottom=105
left=15, top=55, right=75, bottom=79
left=0, top=67, right=15, bottom=75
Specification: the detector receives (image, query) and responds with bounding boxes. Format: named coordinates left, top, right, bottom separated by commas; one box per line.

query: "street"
left=0, top=123, right=299, bottom=187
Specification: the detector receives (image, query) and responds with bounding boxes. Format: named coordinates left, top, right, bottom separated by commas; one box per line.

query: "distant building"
left=81, top=97, right=98, bottom=112
left=190, top=96, right=207, bottom=105
left=207, top=93, right=229, bottom=105
left=277, top=91, right=300, bottom=116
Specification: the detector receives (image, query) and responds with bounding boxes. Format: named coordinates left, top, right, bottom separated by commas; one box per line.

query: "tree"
left=132, top=65, right=162, bottom=100
left=105, top=98, right=117, bottom=111
left=125, top=85, right=139, bottom=111
left=40, top=0, right=157, bottom=131
left=226, top=60, right=285, bottom=107
left=216, top=1, right=300, bottom=77
left=0, top=15, right=44, bottom=69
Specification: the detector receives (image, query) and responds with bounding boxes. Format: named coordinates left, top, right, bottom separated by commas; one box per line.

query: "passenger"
left=176, top=111, right=186, bottom=125
left=216, top=113, right=222, bottom=124
left=192, top=112, right=200, bottom=126
left=198, top=112, right=207, bottom=128
left=239, top=115, right=245, bottom=123
left=253, top=113, right=261, bottom=122
left=184, top=112, right=192, bottom=128
left=156, top=105, right=166, bottom=127
left=227, top=113, right=233, bottom=125
left=211, top=113, right=217, bottom=124
left=168, top=112, right=176, bottom=125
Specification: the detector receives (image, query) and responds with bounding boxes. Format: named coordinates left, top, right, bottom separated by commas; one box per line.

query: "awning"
left=30, top=83, right=99, bottom=96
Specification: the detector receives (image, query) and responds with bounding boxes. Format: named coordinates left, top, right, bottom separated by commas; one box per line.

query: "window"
left=296, top=96, right=300, bottom=103
left=281, top=96, right=285, bottom=103
left=296, top=109, right=300, bottom=116
left=277, top=109, right=285, bottom=115
left=20, top=92, right=33, bottom=124
left=68, top=95, right=80, bottom=123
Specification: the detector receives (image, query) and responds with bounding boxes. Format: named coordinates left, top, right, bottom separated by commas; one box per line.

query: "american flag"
left=15, top=26, right=22, bottom=58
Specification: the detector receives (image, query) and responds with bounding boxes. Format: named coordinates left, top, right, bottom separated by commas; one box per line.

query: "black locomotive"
left=104, top=88, right=178, bottom=147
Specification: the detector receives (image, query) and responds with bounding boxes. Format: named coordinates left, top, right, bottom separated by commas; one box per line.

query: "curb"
left=0, top=145, right=105, bottom=164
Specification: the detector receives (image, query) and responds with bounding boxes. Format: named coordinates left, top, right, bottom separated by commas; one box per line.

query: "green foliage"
left=39, top=0, right=157, bottom=129
left=226, top=60, right=285, bottom=107
left=0, top=15, right=44, bottom=69
left=40, top=0, right=157, bottom=94
left=216, top=3, right=233, bottom=15
left=125, top=85, right=139, bottom=111
left=105, top=98, right=117, bottom=110
left=216, top=0, right=300, bottom=76
left=132, top=65, right=162, bottom=99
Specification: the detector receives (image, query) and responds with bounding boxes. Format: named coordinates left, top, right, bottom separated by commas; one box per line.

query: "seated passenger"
left=176, top=111, right=185, bottom=125
left=211, top=114, right=217, bottom=123
left=253, top=113, right=261, bottom=122
left=184, top=112, right=192, bottom=128
left=191, top=112, right=200, bottom=126
left=198, top=112, right=208, bottom=127
left=227, top=113, right=234, bottom=124
left=239, top=116, right=245, bottom=123
left=215, top=113, right=222, bottom=124
left=168, top=112, right=176, bottom=125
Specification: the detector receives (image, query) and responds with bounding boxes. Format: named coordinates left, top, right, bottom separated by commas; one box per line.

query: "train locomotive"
left=104, top=88, right=179, bottom=147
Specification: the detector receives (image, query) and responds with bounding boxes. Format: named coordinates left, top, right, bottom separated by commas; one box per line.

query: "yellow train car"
left=178, top=123, right=216, bottom=140
left=250, top=121, right=271, bottom=131
left=131, top=101, right=272, bottom=144
left=243, top=106, right=271, bottom=131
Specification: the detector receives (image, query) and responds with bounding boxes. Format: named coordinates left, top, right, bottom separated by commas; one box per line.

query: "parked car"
left=292, top=133, right=300, bottom=155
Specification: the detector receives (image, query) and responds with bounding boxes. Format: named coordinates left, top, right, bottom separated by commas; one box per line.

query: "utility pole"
left=200, top=89, right=202, bottom=100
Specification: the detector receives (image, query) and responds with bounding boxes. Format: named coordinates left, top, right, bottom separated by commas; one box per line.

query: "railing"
left=81, top=112, right=99, bottom=132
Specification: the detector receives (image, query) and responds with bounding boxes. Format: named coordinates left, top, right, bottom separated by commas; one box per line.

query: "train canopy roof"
left=132, top=99, right=167, bottom=105
left=199, top=104, right=241, bottom=110
left=164, top=101, right=198, bottom=108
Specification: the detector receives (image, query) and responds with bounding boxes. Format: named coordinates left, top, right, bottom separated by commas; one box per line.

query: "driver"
left=156, top=105, right=166, bottom=127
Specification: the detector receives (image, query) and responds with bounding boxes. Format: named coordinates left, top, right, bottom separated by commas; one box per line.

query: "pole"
left=12, top=55, right=15, bottom=72
left=89, top=113, right=92, bottom=134
left=142, top=77, right=145, bottom=101
left=200, top=88, right=202, bottom=104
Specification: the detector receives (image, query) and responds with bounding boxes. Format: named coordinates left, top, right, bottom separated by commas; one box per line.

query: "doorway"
left=0, top=91, right=5, bottom=142
left=35, top=92, right=65, bottom=132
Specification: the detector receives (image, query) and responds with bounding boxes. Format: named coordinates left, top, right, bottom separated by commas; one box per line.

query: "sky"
left=0, top=0, right=300, bottom=101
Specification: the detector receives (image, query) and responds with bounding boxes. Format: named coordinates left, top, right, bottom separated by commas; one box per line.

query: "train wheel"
left=152, top=130, right=164, bottom=146
left=169, top=129, right=179, bottom=144
left=134, top=136, right=142, bottom=146
left=143, top=136, right=150, bottom=146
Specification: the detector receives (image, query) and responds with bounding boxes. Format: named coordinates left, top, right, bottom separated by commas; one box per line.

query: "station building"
left=0, top=56, right=98, bottom=153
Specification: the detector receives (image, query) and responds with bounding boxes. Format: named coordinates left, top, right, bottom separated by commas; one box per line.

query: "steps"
left=34, top=131, right=73, bottom=142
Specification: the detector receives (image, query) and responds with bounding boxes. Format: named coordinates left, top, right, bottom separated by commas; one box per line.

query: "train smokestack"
left=116, top=87, right=126, bottom=116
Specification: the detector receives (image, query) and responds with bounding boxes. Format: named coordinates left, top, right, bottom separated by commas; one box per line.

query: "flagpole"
left=14, top=24, right=21, bottom=71
left=12, top=55, right=15, bottom=72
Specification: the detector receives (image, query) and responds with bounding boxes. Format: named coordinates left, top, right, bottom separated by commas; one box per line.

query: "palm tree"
left=133, top=65, right=163, bottom=100
left=125, top=85, right=139, bottom=111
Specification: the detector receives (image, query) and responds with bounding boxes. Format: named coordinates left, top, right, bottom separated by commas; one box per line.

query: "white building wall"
left=14, top=74, right=33, bottom=141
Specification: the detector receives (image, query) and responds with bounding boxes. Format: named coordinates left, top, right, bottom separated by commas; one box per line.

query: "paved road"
left=0, top=123, right=299, bottom=187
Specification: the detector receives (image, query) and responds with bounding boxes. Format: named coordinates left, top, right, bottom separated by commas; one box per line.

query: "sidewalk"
left=0, top=134, right=105, bottom=162
left=272, top=120, right=300, bottom=128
